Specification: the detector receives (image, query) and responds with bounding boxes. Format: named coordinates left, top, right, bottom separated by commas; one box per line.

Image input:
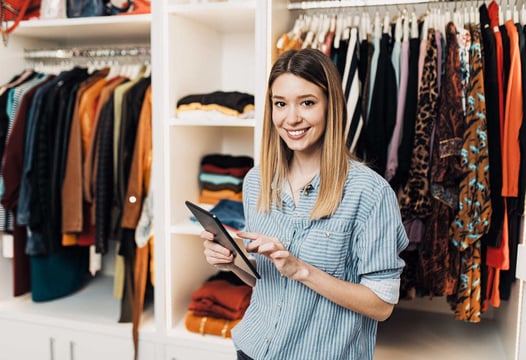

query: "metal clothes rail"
left=24, top=45, right=151, bottom=61
left=287, top=0, right=441, bottom=10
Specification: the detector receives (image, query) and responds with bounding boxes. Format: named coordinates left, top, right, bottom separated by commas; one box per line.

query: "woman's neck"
left=288, top=152, right=320, bottom=190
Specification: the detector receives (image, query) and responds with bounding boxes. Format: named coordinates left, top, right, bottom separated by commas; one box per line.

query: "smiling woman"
left=199, top=48, right=409, bottom=360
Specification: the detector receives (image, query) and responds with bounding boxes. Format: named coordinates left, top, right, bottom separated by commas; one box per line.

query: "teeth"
left=288, top=129, right=306, bottom=136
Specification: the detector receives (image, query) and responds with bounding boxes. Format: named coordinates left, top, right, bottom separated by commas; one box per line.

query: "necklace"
left=289, top=174, right=316, bottom=195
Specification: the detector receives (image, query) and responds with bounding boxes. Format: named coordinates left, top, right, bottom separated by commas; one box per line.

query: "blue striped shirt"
left=232, top=160, right=408, bottom=359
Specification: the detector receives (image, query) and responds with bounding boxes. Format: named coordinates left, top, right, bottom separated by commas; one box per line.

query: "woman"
left=201, top=48, right=408, bottom=360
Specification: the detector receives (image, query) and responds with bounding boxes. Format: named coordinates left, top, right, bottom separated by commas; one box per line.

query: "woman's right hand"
left=200, top=230, right=235, bottom=271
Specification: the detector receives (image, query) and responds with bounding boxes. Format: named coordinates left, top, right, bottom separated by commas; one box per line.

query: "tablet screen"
left=185, top=200, right=261, bottom=279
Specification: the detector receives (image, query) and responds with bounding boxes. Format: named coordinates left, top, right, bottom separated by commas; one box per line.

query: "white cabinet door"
left=0, top=318, right=59, bottom=360
left=61, top=330, right=135, bottom=360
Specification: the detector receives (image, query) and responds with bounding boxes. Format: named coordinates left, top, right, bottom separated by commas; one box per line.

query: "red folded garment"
left=201, top=163, right=252, bottom=178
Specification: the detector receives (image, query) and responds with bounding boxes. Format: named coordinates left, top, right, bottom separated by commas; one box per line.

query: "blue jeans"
left=237, top=350, right=253, bottom=360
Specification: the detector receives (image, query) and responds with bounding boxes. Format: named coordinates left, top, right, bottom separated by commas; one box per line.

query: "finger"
left=257, top=242, right=280, bottom=254
left=200, top=230, right=215, bottom=241
left=270, top=250, right=290, bottom=260
left=204, top=247, right=233, bottom=263
left=236, top=231, right=259, bottom=240
left=203, top=239, right=232, bottom=256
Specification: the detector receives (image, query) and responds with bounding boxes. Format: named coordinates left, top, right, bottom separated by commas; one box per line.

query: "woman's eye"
left=274, top=101, right=286, bottom=108
left=302, top=100, right=315, bottom=106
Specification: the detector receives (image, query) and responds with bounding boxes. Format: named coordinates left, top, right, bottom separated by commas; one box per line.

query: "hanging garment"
left=450, top=24, right=490, bottom=323
left=485, top=19, right=523, bottom=310
left=398, top=28, right=439, bottom=223
left=95, top=95, right=117, bottom=254
left=61, top=68, right=109, bottom=246
left=1, top=74, right=54, bottom=297
left=479, top=3, right=505, bottom=250
left=83, top=76, right=128, bottom=230
left=423, top=21, right=466, bottom=298
left=341, top=28, right=363, bottom=153
left=364, top=32, right=397, bottom=175
left=385, top=35, right=410, bottom=182
left=392, top=35, right=421, bottom=190
left=501, top=22, right=526, bottom=301
left=398, top=29, right=439, bottom=297
left=501, top=20, right=523, bottom=198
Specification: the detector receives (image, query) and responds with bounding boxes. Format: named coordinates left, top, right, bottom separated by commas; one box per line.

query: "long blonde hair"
left=258, top=48, right=352, bottom=220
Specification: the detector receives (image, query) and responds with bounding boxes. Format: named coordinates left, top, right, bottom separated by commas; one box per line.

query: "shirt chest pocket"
left=297, top=228, right=350, bottom=278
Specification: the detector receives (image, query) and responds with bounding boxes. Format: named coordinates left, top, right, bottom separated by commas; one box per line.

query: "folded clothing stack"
left=189, top=199, right=245, bottom=231
left=176, top=91, right=255, bottom=120
left=198, top=154, right=253, bottom=206
left=185, top=272, right=252, bottom=338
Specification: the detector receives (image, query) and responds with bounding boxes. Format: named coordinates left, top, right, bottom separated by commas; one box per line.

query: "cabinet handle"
left=49, top=337, right=55, bottom=360
left=70, top=340, right=75, bottom=360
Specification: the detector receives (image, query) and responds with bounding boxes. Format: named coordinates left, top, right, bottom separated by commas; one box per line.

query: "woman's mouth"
left=287, top=128, right=308, bottom=137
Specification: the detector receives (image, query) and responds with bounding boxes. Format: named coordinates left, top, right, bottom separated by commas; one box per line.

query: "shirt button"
left=129, top=196, right=137, bottom=204
left=265, top=337, right=269, bottom=343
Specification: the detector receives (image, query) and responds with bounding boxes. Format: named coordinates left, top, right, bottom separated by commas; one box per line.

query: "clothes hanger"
left=513, top=2, right=519, bottom=23
left=411, top=10, right=418, bottom=39
left=301, top=15, right=318, bottom=49
left=402, top=9, right=409, bottom=42
left=374, top=10, right=381, bottom=39
left=333, top=15, right=343, bottom=49
left=421, top=12, right=429, bottom=41
left=383, top=11, right=390, bottom=34
left=359, top=11, right=368, bottom=42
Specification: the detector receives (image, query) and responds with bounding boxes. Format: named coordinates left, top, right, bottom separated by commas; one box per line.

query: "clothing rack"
left=287, top=0, right=439, bottom=10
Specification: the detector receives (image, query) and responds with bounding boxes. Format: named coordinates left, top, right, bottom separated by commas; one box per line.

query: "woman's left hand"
left=237, top=231, right=306, bottom=279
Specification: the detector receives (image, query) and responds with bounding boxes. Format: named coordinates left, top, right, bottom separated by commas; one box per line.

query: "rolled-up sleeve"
left=357, top=185, right=409, bottom=304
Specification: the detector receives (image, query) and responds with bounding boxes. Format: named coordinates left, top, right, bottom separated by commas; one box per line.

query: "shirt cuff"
left=360, top=277, right=401, bottom=304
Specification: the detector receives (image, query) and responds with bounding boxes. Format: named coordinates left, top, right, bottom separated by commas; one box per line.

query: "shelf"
left=168, top=0, right=255, bottom=33
left=171, top=222, right=203, bottom=235
left=167, top=318, right=236, bottom=350
left=170, top=116, right=256, bottom=127
left=376, top=307, right=507, bottom=359
left=12, top=14, right=151, bottom=42
left=0, top=275, right=150, bottom=336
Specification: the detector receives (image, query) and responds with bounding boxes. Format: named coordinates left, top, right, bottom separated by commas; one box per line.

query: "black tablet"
left=185, top=200, right=261, bottom=279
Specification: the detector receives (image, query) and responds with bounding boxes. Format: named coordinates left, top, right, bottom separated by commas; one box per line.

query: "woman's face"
left=271, top=73, right=327, bottom=157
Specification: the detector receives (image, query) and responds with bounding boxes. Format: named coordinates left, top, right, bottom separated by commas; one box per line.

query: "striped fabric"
left=341, top=28, right=364, bottom=154
left=232, top=161, right=408, bottom=359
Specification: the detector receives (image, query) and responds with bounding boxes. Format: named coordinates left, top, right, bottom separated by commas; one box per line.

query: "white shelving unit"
left=0, top=1, right=524, bottom=359
left=0, top=12, right=155, bottom=360
left=150, top=1, right=264, bottom=357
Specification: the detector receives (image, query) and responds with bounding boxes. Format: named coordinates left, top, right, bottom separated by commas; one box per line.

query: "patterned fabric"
left=421, top=22, right=465, bottom=297
left=457, top=27, right=471, bottom=115
left=450, top=25, right=491, bottom=250
left=450, top=25, right=490, bottom=323
left=398, top=28, right=439, bottom=221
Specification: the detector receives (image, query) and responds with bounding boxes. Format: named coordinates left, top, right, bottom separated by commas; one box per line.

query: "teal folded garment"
left=199, top=172, right=243, bottom=186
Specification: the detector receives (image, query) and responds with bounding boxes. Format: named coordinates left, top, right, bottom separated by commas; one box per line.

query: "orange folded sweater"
left=184, top=311, right=240, bottom=338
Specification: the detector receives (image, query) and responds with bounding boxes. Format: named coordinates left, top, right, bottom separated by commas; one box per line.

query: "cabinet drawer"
left=165, top=344, right=235, bottom=360
left=0, top=318, right=58, bottom=360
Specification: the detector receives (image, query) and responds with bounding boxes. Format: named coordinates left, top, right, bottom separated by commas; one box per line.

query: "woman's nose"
left=286, top=106, right=302, bottom=124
